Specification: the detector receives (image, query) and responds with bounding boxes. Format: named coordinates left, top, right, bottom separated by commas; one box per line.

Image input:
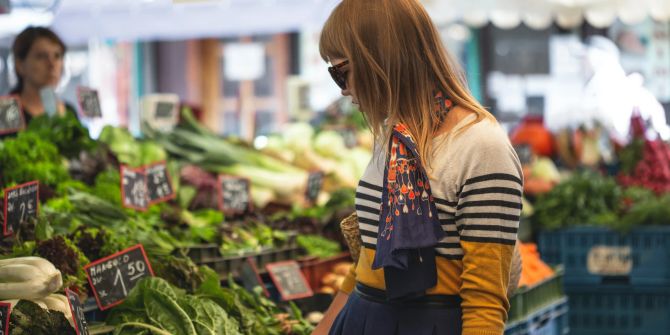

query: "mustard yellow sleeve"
left=339, top=263, right=357, bottom=294
left=455, top=136, right=523, bottom=335
left=460, top=241, right=515, bottom=335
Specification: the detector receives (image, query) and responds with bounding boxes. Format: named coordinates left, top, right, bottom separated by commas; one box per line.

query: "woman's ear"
left=14, top=59, right=25, bottom=77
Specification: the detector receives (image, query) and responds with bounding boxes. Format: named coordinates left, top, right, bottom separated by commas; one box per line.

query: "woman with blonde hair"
left=313, top=1, right=523, bottom=334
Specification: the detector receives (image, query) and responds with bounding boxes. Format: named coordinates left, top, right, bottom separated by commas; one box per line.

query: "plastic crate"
left=538, top=226, right=670, bottom=285
left=200, top=246, right=304, bottom=278
left=505, top=297, right=569, bottom=335
left=299, top=252, right=353, bottom=291
left=509, top=267, right=565, bottom=323
left=177, top=243, right=221, bottom=263
left=566, top=284, right=670, bottom=335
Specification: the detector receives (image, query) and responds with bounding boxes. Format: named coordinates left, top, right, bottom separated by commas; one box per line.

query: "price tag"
left=84, top=244, right=154, bottom=311
left=587, top=246, right=633, bottom=276
left=266, top=261, right=313, bottom=301
left=3, top=181, right=39, bottom=236
left=218, top=176, right=251, bottom=215
left=146, top=162, right=175, bottom=204
left=121, top=166, right=148, bottom=211
left=305, top=171, right=324, bottom=203
left=65, top=288, right=89, bottom=335
left=76, top=87, right=102, bottom=118
left=0, top=302, right=10, bottom=335
left=140, top=94, right=179, bottom=133
left=240, top=257, right=269, bottom=297
left=0, top=96, right=24, bottom=135
left=513, top=144, right=533, bottom=165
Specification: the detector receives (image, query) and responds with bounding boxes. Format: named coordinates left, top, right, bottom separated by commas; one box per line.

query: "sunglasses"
left=328, top=60, right=349, bottom=90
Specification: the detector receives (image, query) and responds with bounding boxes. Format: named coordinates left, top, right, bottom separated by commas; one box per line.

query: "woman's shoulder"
left=454, top=116, right=511, bottom=151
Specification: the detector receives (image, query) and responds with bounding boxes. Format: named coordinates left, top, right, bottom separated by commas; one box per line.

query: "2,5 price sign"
left=0, top=302, right=10, bottom=335
left=84, top=244, right=154, bottom=310
left=3, top=181, right=39, bottom=236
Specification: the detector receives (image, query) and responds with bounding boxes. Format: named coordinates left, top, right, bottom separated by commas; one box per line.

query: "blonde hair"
left=319, top=0, right=496, bottom=165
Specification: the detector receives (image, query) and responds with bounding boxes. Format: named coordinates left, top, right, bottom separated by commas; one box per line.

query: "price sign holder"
left=0, top=302, right=10, bottom=335
left=0, top=95, right=24, bottom=135
left=140, top=94, right=180, bottom=133
left=146, top=161, right=175, bottom=205
left=240, top=257, right=270, bottom=298
left=266, top=261, right=313, bottom=301
left=305, top=171, right=324, bottom=204
left=76, top=86, right=102, bottom=119
left=3, top=181, right=39, bottom=236
left=84, top=244, right=154, bottom=311
left=513, top=144, right=533, bottom=165
left=217, top=175, right=252, bottom=215
left=120, top=166, right=148, bottom=211
left=65, top=288, right=90, bottom=335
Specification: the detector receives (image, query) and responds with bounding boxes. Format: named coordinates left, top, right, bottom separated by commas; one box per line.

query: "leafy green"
left=297, top=235, right=341, bottom=259
left=0, top=131, right=70, bottom=188
left=107, top=277, right=241, bottom=335
left=27, top=113, right=97, bottom=158
left=99, top=126, right=166, bottom=168
left=532, top=170, right=621, bottom=230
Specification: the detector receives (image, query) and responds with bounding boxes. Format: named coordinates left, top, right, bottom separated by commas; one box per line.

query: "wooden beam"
left=200, top=38, right=221, bottom=133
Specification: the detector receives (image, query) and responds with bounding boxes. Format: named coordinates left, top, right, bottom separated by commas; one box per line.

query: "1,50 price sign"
left=84, top=244, right=154, bottom=310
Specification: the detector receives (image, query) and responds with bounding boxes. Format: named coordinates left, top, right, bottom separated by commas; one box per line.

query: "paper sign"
left=0, top=96, right=24, bottom=135
left=65, top=288, right=90, bottom=335
left=3, top=181, right=39, bottom=236
left=121, top=166, right=148, bottom=211
left=240, top=257, right=270, bottom=297
left=39, top=87, right=58, bottom=116
left=146, top=162, right=175, bottom=204
left=140, top=94, right=180, bottom=133
left=587, top=246, right=633, bottom=276
left=77, top=87, right=102, bottom=118
left=84, top=244, right=154, bottom=310
left=218, top=176, right=251, bottom=215
left=305, top=171, right=324, bottom=203
left=0, top=302, right=10, bottom=335
left=266, top=261, right=313, bottom=301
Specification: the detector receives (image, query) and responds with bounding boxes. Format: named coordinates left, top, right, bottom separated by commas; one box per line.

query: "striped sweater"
left=341, top=114, right=523, bottom=335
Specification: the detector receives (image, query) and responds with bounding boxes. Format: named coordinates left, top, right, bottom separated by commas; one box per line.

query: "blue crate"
left=566, top=284, right=670, bottom=335
left=538, top=226, right=670, bottom=285
left=506, top=297, right=569, bottom=335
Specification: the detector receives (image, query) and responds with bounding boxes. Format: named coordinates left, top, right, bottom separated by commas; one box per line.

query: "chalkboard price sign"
left=121, top=166, right=148, bottom=211
left=0, top=302, right=10, bottom=335
left=3, top=181, right=39, bottom=237
left=65, top=288, right=89, bottom=335
left=0, top=96, right=24, bottom=135
left=76, top=87, right=102, bottom=118
left=240, top=257, right=269, bottom=297
left=218, top=176, right=251, bottom=215
left=84, top=244, right=154, bottom=311
left=146, top=162, right=175, bottom=204
left=305, top=171, right=324, bottom=203
left=266, top=261, right=313, bottom=301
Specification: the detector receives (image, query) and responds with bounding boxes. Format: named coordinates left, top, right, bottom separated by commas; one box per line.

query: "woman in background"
left=9, top=27, right=76, bottom=124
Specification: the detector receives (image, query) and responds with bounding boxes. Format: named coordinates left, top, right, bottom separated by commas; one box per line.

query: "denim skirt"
left=329, top=284, right=463, bottom=335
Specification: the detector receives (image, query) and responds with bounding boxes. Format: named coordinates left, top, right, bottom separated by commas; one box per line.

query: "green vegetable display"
left=532, top=170, right=621, bottom=230
left=297, top=235, right=341, bottom=259
left=0, top=132, right=70, bottom=188
left=106, top=277, right=241, bottom=335
left=27, top=113, right=97, bottom=159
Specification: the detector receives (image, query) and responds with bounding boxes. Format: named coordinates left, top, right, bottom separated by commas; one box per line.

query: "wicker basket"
left=340, top=212, right=362, bottom=264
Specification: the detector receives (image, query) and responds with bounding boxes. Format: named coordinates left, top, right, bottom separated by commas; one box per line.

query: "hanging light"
left=556, top=6, right=583, bottom=28
left=617, top=0, right=648, bottom=25
left=585, top=4, right=617, bottom=28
